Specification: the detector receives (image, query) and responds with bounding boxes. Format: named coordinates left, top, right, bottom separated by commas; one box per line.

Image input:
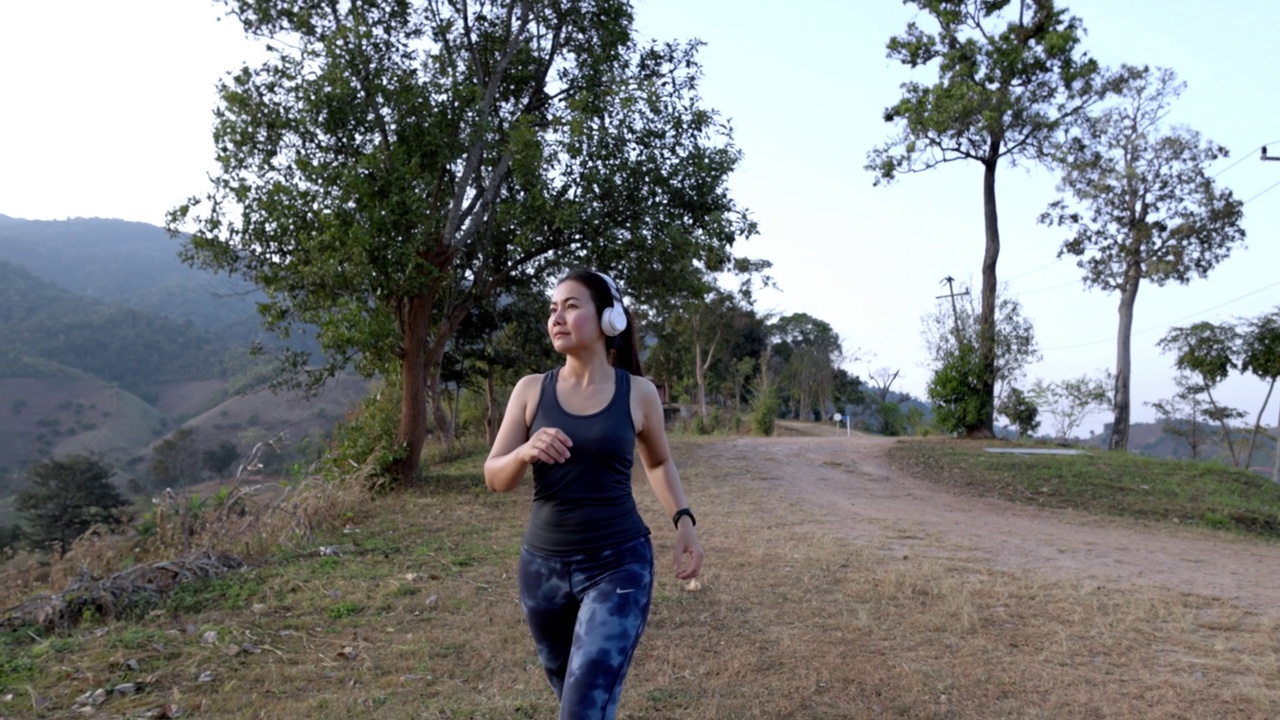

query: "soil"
left=710, top=431, right=1280, bottom=619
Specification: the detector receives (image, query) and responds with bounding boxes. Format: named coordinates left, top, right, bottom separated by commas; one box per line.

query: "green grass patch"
left=887, top=439, right=1280, bottom=537
left=166, top=572, right=264, bottom=613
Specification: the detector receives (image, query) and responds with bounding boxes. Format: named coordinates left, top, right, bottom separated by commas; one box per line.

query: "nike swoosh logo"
left=615, top=588, right=637, bottom=594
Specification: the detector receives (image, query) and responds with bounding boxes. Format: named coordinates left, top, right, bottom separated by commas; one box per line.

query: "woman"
left=484, top=268, right=704, bottom=720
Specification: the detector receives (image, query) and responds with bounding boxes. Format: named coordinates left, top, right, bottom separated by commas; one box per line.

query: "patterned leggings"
left=518, top=536, right=654, bottom=720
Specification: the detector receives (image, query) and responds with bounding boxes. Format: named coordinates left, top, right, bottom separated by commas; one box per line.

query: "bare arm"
left=634, top=377, right=703, bottom=579
left=484, top=374, right=572, bottom=492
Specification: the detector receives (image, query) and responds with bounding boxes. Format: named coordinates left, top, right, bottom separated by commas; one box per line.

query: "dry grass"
left=2, top=435, right=1278, bottom=718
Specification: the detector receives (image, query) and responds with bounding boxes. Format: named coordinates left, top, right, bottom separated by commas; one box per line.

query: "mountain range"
left=0, top=214, right=366, bottom=509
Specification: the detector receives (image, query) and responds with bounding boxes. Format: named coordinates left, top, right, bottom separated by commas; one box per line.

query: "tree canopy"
left=1042, top=66, right=1245, bottom=451
left=868, top=0, right=1110, bottom=436
left=15, top=455, right=129, bottom=557
left=169, top=0, right=757, bottom=484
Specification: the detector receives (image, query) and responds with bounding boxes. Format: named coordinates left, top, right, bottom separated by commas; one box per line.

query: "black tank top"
left=522, top=367, right=650, bottom=555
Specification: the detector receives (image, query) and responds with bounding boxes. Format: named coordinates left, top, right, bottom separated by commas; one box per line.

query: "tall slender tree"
left=1042, top=66, right=1245, bottom=451
left=868, top=0, right=1111, bottom=436
left=169, top=1, right=756, bottom=485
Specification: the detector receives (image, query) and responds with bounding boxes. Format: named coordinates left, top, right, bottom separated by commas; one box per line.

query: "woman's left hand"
left=673, top=522, right=703, bottom=580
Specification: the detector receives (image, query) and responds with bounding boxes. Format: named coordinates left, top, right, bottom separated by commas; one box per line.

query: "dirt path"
left=705, top=431, right=1280, bottom=618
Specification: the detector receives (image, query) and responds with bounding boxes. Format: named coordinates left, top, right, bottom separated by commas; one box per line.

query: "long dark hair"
left=558, top=268, right=643, bottom=376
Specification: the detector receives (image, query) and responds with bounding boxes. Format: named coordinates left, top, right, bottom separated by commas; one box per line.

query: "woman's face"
left=548, top=280, right=603, bottom=353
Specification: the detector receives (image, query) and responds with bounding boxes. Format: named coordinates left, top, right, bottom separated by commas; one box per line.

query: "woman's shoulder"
left=628, top=374, right=660, bottom=400
left=516, top=372, right=549, bottom=387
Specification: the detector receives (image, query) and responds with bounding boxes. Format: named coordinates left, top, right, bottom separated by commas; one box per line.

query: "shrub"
left=752, top=384, right=780, bottom=437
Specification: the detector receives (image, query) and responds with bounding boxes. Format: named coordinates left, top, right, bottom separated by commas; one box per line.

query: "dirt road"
left=704, top=431, right=1280, bottom=618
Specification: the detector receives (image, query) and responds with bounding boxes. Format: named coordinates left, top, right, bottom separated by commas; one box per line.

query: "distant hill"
left=0, top=215, right=357, bottom=483
left=0, top=373, right=167, bottom=476
left=0, top=216, right=270, bottom=341
left=0, top=260, right=227, bottom=398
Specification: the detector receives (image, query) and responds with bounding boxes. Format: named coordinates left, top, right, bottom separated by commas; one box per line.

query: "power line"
left=1018, top=278, right=1080, bottom=296
left=1242, top=177, right=1280, bottom=206
left=1004, top=258, right=1062, bottom=283
left=1212, top=139, right=1280, bottom=179
left=1041, top=279, right=1280, bottom=353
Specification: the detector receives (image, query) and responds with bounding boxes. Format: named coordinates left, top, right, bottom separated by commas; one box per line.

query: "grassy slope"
left=886, top=437, right=1280, bottom=537
left=0, top=435, right=1277, bottom=718
left=0, top=375, right=166, bottom=475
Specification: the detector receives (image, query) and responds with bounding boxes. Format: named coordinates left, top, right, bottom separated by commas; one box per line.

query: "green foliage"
left=997, top=387, right=1041, bottom=439
left=769, top=313, right=843, bottom=420
left=875, top=401, right=906, bottom=437
left=167, top=575, right=264, bottom=613
left=751, top=383, right=780, bottom=437
left=1028, top=373, right=1111, bottom=441
left=202, top=440, right=240, bottom=477
left=927, top=345, right=986, bottom=435
left=0, top=523, right=24, bottom=553
left=326, top=601, right=362, bottom=620
left=149, top=427, right=204, bottom=490
left=169, top=0, right=759, bottom=486
left=324, top=379, right=407, bottom=489
left=0, top=261, right=228, bottom=395
left=1045, top=67, right=1245, bottom=293
left=922, top=290, right=1040, bottom=401
left=14, top=455, right=130, bottom=556
left=888, top=441, right=1280, bottom=539
left=869, top=0, right=1111, bottom=435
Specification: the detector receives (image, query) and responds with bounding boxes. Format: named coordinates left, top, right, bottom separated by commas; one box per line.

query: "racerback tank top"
left=522, top=367, right=650, bottom=555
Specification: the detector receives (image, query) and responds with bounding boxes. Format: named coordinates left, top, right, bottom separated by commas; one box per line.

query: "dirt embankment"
left=713, top=432, right=1280, bottom=618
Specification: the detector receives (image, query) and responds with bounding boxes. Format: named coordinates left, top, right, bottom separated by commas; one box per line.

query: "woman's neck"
left=559, top=351, right=614, bottom=387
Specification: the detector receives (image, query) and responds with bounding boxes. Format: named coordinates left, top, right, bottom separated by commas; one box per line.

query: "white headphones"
left=595, top=272, right=628, bottom=337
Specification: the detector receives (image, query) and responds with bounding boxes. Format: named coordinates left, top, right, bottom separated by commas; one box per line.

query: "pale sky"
left=2, top=1, right=1279, bottom=435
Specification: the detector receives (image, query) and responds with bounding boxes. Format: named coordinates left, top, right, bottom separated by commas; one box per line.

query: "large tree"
left=769, top=313, right=844, bottom=421
left=169, top=0, right=755, bottom=484
left=15, top=455, right=129, bottom=557
left=1041, top=66, right=1245, bottom=452
left=867, top=0, right=1110, bottom=436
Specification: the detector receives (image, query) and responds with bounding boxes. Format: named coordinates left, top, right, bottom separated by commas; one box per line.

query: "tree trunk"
left=390, top=295, right=431, bottom=486
left=1245, top=378, right=1275, bottom=471
left=695, top=340, right=707, bottom=420
left=1204, top=386, right=1239, bottom=466
left=972, top=158, right=1000, bottom=438
left=1109, top=276, right=1139, bottom=451
left=1272, top=401, right=1280, bottom=484
left=427, top=361, right=453, bottom=446
left=485, top=371, right=497, bottom=445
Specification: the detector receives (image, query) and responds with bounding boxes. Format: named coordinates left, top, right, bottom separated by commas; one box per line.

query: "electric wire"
left=1211, top=140, right=1280, bottom=179
left=1242, top=177, right=1280, bottom=206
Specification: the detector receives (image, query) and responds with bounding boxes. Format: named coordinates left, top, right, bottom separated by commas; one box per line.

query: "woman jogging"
left=484, top=268, right=704, bottom=720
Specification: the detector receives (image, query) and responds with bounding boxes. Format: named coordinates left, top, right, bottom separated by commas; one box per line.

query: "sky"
left=2, top=1, right=1279, bottom=436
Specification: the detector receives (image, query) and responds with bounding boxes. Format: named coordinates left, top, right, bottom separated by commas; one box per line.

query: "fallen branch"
left=1, top=551, right=245, bottom=632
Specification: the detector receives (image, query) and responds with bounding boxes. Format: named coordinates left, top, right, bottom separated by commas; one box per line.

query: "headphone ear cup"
left=601, top=303, right=627, bottom=337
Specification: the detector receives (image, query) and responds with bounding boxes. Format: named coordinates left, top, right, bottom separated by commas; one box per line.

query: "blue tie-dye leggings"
left=518, top=536, right=654, bottom=720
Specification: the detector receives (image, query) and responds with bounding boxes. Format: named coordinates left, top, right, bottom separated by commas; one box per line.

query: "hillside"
left=0, top=216, right=305, bottom=348
left=0, top=373, right=167, bottom=476
left=0, top=216, right=347, bottom=481
left=0, top=260, right=229, bottom=398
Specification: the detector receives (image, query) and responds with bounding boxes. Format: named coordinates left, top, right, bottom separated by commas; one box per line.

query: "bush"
left=324, top=377, right=406, bottom=490
left=927, top=344, right=986, bottom=435
left=752, top=384, right=780, bottom=437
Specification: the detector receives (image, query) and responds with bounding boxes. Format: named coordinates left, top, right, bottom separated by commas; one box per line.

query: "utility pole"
left=936, top=276, right=970, bottom=348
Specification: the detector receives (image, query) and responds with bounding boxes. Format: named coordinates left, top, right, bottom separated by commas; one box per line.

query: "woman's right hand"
left=522, top=427, right=573, bottom=464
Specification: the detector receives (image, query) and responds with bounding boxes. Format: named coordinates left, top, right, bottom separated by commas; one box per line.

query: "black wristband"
left=672, top=508, right=696, bottom=529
